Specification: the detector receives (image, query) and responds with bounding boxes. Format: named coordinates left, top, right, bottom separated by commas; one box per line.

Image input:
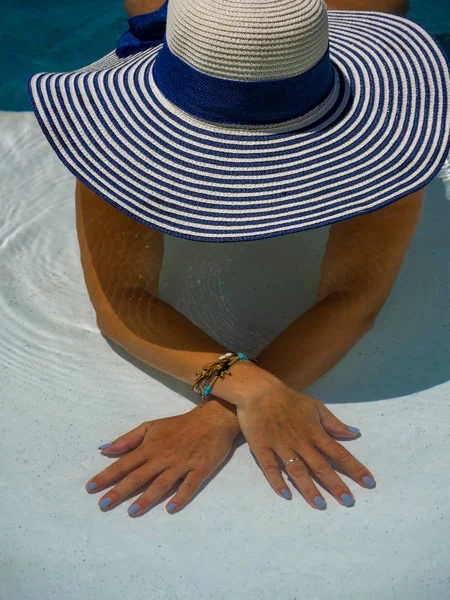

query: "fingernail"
left=281, top=489, right=292, bottom=500
left=98, top=443, right=112, bottom=450
left=167, top=503, right=177, bottom=513
left=341, top=493, right=355, bottom=507
left=314, top=497, right=327, bottom=510
left=85, top=482, right=97, bottom=492
left=98, top=497, right=112, bottom=510
left=128, top=504, right=140, bottom=515
left=347, top=426, right=360, bottom=434
left=363, top=476, right=376, bottom=488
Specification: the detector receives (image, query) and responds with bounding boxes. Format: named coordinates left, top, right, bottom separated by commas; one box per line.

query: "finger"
left=314, top=434, right=376, bottom=489
left=275, top=446, right=327, bottom=510
left=162, top=469, right=209, bottom=514
left=96, top=460, right=167, bottom=512
left=128, top=467, right=188, bottom=517
left=298, top=446, right=357, bottom=507
left=251, top=447, right=293, bottom=500
left=98, top=422, right=150, bottom=454
left=315, top=403, right=361, bottom=438
left=85, top=446, right=149, bottom=495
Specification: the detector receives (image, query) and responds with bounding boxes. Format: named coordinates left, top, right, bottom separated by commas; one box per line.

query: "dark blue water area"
left=1, top=0, right=449, bottom=111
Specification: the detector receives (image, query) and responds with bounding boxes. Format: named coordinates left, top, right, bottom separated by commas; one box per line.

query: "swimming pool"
left=1, top=0, right=449, bottom=111
left=2, top=3, right=450, bottom=600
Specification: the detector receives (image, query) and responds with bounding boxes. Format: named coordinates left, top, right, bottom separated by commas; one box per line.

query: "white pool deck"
left=1, top=112, right=450, bottom=600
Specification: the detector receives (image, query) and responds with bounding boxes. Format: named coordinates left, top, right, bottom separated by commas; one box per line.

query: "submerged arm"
left=75, top=180, right=269, bottom=425
left=256, top=189, right=425, bottom=389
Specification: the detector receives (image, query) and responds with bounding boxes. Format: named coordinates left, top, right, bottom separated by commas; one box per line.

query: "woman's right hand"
left=233, top=379, right=376, bottom=509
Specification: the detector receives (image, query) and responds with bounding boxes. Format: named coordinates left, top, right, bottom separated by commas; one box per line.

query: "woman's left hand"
left=84, top=399, right=241, bottom=516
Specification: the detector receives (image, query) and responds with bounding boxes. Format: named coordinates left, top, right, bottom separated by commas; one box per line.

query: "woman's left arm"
left=255, top=188, right=426, bottom=390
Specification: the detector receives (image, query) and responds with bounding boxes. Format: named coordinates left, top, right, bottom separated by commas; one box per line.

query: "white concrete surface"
left=1, top=112, right=449, bottom=600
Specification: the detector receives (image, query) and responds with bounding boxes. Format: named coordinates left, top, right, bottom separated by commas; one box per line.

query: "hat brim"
left=28, top=11, right=450, bottom=243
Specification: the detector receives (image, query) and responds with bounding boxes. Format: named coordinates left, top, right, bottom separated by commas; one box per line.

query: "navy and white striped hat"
left=28, top=0, right=450, bottom=243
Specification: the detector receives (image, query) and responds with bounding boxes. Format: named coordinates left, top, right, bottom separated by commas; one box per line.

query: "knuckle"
left=312, top=461, right=333, bottom=477
left=133, top=445, right=148, bottom=460
left=287, top=462, right=306, bottom=476
left=127, top=471, right=145, bottom=487
left=261, top=463, right=279, bottom=474
left=323, top=441, right=365, bottom=474
left=294, top=438, right=313, bottom=453
left=319, top=437, right=350, bottom=461
left=309, top=423, right=325, bottom=437
left=194, top=457, right=210, bottom=471
left=153, top=479, right=170, bottom=493
left=333, top=447, right=353, bottom=464
left=181, top=479, right=197, bottom=494
left=109, top=462, right=128, bottom=480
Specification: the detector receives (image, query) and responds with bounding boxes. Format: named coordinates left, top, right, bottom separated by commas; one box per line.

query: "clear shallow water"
left=1, top=3, right=450, bottom=600
left=2, top=112, right=450, bottom=600
left=1, top=0, right=449, bottom=110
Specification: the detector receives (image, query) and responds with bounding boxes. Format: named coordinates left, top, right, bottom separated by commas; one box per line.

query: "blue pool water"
left=2, top=3, right=450, bottom=599
left=1, top=0, right=449, bottom=111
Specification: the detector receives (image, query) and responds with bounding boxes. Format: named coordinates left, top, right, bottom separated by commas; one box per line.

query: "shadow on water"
left=103, top=174, right=450, bottom=406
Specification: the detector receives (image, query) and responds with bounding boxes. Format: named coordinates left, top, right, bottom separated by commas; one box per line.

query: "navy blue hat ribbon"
left=116, top=0, right=168, bottom=58
left=152, top=42, right=335, bottom=125
left=116, top=0, right=334, bottom=125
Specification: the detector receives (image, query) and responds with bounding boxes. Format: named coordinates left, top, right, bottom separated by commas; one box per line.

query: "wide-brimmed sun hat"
left=28, top=0, right=450, bottom=243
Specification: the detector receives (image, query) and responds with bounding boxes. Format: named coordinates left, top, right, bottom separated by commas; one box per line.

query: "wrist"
left=211, top=360, right=283, bottom=408
left=193, top=396, right=241, bottom=433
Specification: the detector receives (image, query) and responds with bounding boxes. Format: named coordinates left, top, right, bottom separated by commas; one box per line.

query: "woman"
left=28, top=0, right=449, bottom=516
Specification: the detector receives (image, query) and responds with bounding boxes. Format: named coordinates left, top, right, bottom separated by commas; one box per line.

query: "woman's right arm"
left=75, top=180, right=271, bottom=415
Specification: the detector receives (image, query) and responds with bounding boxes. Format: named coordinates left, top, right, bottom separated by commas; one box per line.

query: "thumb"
left=315, top=403, right=361, bottom=438
left=98, top=422, right=149, bottom=454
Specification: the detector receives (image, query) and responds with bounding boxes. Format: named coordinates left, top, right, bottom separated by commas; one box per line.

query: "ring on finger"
left=283, top=456, right=302, bottom=469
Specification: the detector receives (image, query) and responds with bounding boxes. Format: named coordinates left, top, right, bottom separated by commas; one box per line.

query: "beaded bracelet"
left=191, top=351, right=257, bottom=403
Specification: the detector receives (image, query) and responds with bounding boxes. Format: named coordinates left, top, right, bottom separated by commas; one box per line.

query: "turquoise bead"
left=237, top=353, right=247, bottom=359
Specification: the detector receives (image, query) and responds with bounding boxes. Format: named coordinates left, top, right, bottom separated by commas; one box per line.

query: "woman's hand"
left=84, top=399, right=240, bottom=516
left=234, top=379, right=376, bottom=509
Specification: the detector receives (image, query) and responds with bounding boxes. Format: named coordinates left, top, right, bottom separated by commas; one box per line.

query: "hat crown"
left=166, top=0, right=329, bottom=81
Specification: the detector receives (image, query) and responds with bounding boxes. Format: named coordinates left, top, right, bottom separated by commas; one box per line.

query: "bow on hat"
left=116, top=0, right=168, bottom=58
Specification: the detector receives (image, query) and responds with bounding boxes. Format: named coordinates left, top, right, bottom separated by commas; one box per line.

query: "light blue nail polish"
left=98, top=443, right=112, bottom=450
left=347, top=426, right=360, bottom=434
left=167, top=503, right=177, bottom=513
left=341, top=493, right=355, bottom=507
left=281, top=489, right=292, bottom=500
left=85, top=482, right=97, bottom=492
left=363, top=476, right=376, bottom=488
left=128, top=504, right=140, bottom=515
left=314, top=497, right=327, bottom=510
left=98, top=497, right=112, bottom=510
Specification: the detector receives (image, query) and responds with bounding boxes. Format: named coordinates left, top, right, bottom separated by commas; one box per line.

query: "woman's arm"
left=75, top=180, right=268, bottom=422
left=256, top=189, right=425, bottom=389
left=77, top=175, right=423, bottom=408
left=124, top=0, right=166, bottom=18
left=326, top=0, right=409, bottom=14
